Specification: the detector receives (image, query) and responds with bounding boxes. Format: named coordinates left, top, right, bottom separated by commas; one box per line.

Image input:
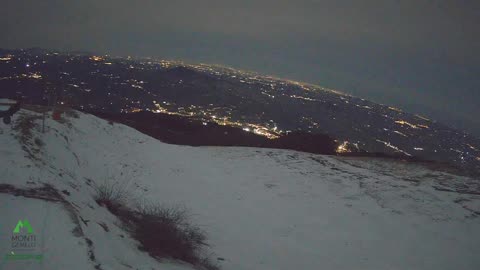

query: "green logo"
left=13, top=220, right=34, bottom=234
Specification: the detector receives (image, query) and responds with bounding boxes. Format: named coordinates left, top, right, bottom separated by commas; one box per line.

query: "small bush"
left=12, top=113, right=42, bottom=145
left=94, top=182, right=218, bottom=270
left=133, top=204, right=209, bottom=264
left=93, top=180, right=130, bottom=212
left=34, top=138, right=44, bottom=147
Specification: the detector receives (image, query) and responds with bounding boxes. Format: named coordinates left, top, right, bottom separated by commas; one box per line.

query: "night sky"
left=1, top=0, right=479, bottom=136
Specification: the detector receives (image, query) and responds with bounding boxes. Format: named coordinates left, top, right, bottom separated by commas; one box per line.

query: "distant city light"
left=90, top=56, right=104, bottom=62
left=388, top=106, right=402, bottom=112
left=394, top=120, right=425, bottom=129
left=1, top=49, right=478, bottom=173
left=336, top=141, right=350, bottom=154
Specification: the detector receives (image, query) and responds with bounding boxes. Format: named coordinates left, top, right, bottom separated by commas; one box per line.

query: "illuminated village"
left=1, top=48, right=479, bottom=174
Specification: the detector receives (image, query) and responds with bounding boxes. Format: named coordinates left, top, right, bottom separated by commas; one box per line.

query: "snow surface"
left=0, top=109, right=479, bottom=270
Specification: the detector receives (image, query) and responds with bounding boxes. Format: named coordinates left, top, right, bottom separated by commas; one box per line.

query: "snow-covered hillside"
left=0, top=108, right=479, bottom=270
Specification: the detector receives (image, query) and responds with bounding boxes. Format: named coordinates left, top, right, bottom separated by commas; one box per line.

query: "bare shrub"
left=94, top=188, right=218, bottom=270
left=129, top=203, right=218, bottom=270
left=34, top=137, right=44, bottom=147
left=135, top=204, right=205, bottom=258
left=93, top=179, right=130, bottom=212
left=11, top=112, right=44, bottom=161
left=12, top=113, right=42, bottom=145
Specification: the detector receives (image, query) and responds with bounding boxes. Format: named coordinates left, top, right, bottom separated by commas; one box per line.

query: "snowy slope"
left=0, top=108, right=479, bottom=270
